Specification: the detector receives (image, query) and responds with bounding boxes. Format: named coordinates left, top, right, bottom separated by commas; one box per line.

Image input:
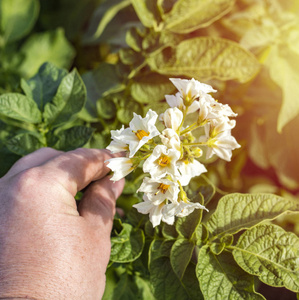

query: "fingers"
left=37, top=148, right=115, bottom=196
left=78, top=176, right=125, bottom=228
left=4, top=148, right=63, bottom=178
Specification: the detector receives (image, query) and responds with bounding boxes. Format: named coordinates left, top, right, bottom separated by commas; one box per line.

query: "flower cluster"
left=106, top=78, right=240, bottom=227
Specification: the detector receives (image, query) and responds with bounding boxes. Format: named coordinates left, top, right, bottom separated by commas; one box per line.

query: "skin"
left=0, top=148, right=125, bottom=299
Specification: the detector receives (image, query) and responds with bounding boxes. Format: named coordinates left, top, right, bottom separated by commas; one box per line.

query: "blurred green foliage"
left=1, top=0, right=299, bottom=299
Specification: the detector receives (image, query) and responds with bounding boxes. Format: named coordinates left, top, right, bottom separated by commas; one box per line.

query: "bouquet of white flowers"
left=106, top=78, right=240, bottom=227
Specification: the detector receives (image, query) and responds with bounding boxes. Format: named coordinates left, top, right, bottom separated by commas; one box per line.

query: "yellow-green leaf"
left=19, top=28, right=75, bottom=78
left=265, top=45, right=299, bottom=132
left=131, top=0, right=161, bottom=29
left=206, top=193, right=299, bottom=237
left=0, top=0, right=39, bottom=44
left=196, top=246, right=265, bottom=300
left=148, top=37, right=260, bottom=83
left=232, top=224, right=299, bottom=292
left=170, top=239, right=194, bottom=279
left=164, top=0, right=235, bottom=34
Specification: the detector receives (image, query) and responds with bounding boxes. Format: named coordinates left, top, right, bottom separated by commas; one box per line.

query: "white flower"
left=137, top=177, right=179, bottom=204
left=198, top=94, right=237, bottom=122
left=165, top=93, right=184, bottom=110
left=165, top=92, right=200, bottom=114
left=106, top=157, right=134, bottom=181
left=211, top=102, right=238, bottom=118
left=201, top=118, right=241, bottom=161
left=203, top=117, right=236, bottom=137
left=133, top=195, right=177, bottom=227
left=160, top=107, right=183, bottom=131
left=170, top=78, right=216, bottom=101
left=176, top=200, right=208, bottom=217
left=177, top=159, right=207, bottom=186
left=160, top=128, right=181, bottom=150
left=206, top=132, right=241, bottom=161
left=106, top=125, right=128, bottom=153
left=143, top=145, right=181, bottom=180
left=118, top=109, right=160, bottom=158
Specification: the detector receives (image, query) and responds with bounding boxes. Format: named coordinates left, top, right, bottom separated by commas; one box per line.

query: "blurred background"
left=1, top=0, right=299, bottom=298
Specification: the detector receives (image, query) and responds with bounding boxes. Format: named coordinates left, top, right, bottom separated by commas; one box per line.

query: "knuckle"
left=13, top=167, right=47, bottom=194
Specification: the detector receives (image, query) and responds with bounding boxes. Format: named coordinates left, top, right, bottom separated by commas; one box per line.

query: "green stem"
left=140, top=153, right=151, bottom=161
left=183, top=142, right=207, bottom=146
left=177, top=107, right=187, bottom=134
left=201, top=174, right=228, bottom=196
left=179, top=121, right=198, bottom=135
left=133, top=173, right=148, bottom=184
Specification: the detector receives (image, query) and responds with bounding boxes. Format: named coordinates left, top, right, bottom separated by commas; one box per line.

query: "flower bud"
left=160, top=128, right=181, bottom=150
left=163, top=107, right=183, bottom=131
left=191, top=147, right=203, bottom=158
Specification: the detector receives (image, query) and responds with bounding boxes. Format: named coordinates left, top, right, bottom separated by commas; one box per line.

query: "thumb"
left=78, top=176, right=125, bottom=229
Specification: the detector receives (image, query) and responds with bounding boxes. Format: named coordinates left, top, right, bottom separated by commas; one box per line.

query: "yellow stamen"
left=155, top=183, right=170, bottom=195
left=184, top=90, right=194, bottom=106
left=134, top=130, right=149, bottom=140
left=158, top=155, right=170, bottom=167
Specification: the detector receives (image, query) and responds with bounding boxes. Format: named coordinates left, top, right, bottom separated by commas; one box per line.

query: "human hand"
left=0, top=148, right=124, bottom=299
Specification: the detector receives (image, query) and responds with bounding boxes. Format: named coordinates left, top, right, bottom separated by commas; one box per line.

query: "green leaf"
left=266, top=45, right=299, bottom=132
left=206, top=193, right=299, bottom=237
left=210, top=234, right=233, bottom=256
left=83, top=0, right=132, bottom=44
left=39, top=0, right=96, bottom=41
left=82, top=63, right=124, bottom=112
left=195, top=224, right=209, bottom=246
left=210, top=242, right=226, bottom=256
left=19, top=28, right=75, bottom=78
left=189, top=177, right=216, bottom=205
left=110, top=223, right=145, bottom=263
left=126, top=27, right=144, bottom=52
left=164, top=0, right=234, bottom=34
left=116, top=194, right=140, bottom=214
left=148, top=37, right=260, bottom=83
left=145, top=101, right=170, bottom=115
left=0, top=93, right=41, bottom=123
left=51, top=126, right=94, bottom=151
left=170, top=239, right=195, bottom=279
left=162, top=223, right=178, bottom=239
left=6, top=132, right=43, bottom=156
left=82, top=63, right=125, bottom=125
left=232, top=224, right=299, bottom=292
left=103, top=272, right=139, bottom=300
left=150, top=256, right=190, bottom=300
left=20, top=79, right=33, bottom=100
left=149, top=240, right=202, bottom=300
left=117, top=100, right=143, bottom=124
left=119, top=48, right=143, bottom=65
left=0, top=145, right=20, bottom=177
left=87, top=0, right=130, bottom=41
left=103, top=271, right=156, bottom=300
left=97, top=98, right=116, bottom=119
left=134, top=276, right=156, bottom=300
left=43, top=69, right=86, bottom=127
left=87, top=132, right=109, bottom=149
left=141, top=29, right=183, bottom=53
left=0, top=0, right=39, bottom=44
left=175, top=194, right=204, bottom=239
left=22, top=62, right=68, bottom=111
left=181, top=262, right=204, bottom=300
left=149, top=239, right=174, bottom=262
left=131, top=0, right=162, bottom=29
left=131, top=73, right=175, bottom=104
left=196, top=246, right=265, bottom=300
